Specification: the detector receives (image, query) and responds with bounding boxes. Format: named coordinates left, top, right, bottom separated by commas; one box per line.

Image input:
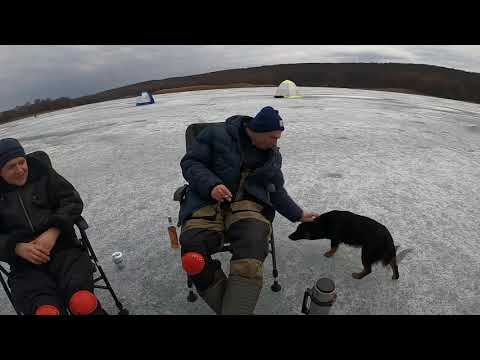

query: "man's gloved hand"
left=211, top=184, right=232, bottom=202
left=300, top=210, right=320, bottom=222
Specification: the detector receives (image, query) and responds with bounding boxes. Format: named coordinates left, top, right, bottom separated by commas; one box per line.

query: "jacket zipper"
left=16, top=191, right=35, bottom=233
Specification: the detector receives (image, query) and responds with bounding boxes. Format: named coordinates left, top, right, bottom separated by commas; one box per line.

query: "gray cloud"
left=1, top=45, right=479, bottom=112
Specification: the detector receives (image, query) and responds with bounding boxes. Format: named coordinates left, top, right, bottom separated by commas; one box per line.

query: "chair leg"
left=187, top=275, right=198, bottom=302
left=269, top=233, right=281, bottom=292
left=95, top=263, right=129, bottom=315
left=0, top=272, right=21, bottom=315
left=75, top=224, right=129, bottom=315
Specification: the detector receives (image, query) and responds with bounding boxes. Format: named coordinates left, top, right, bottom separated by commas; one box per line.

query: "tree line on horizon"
left=1, top=63, right=480, bottom=124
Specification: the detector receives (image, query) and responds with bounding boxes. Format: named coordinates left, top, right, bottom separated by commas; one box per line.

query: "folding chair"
left=173, top=122, right=281, bottom=303
left=0, top=151, right=129, bottom=315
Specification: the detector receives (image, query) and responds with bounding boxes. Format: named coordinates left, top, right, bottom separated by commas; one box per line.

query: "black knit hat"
left=0, top=138, right=26, bottom=170
left=248, top=106, right=285, bottom=133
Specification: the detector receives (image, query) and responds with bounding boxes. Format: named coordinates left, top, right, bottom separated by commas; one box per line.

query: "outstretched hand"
left=300, top=211, right=320, bottom=222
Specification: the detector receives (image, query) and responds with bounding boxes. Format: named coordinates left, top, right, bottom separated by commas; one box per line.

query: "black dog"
left=289, top=210, right=399, bottom=280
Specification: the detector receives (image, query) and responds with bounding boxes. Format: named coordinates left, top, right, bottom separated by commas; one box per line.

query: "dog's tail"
left=382, top=245, right=414, bottom=266
left=396, top=247, right=414, bottom=264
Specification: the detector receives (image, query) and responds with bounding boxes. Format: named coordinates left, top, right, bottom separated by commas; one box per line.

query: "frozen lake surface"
left=1, top=87, right=479, bottom=314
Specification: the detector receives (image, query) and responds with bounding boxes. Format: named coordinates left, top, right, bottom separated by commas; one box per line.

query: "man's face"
left=0, top=157, right=28, bottom=186
left=252, top=130, right=283, bottom=150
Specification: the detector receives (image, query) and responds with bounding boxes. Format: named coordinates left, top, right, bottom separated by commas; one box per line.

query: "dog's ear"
left=308, top=217, right=327, bottom=239
left=288, top=223, right=301, bottom=240
left=288, top=222, right=314, bottom=240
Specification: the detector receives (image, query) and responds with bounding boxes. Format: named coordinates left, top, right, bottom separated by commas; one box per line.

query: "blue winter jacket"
left=178, top=115, right=303, bottom=225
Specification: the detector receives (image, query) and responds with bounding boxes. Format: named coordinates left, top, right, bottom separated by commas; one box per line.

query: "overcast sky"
left=1, top=45, right=480, bottom=112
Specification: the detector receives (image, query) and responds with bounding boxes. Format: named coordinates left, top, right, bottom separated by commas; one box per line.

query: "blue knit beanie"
left=0, top=138, right=26, bottom=170
left=248, top=106, right=284, bottom=133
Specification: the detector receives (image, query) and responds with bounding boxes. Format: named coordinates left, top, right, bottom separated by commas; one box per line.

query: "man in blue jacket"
left=179, top=106, right=319, bottom=315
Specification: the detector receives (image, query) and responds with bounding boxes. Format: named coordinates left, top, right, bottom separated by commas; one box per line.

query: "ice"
left=1, top=87, right=479, bottom=314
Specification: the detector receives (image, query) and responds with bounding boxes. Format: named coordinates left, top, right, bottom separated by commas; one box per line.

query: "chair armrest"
left=0, top=263, right=10, bottom=276
left=173, top=184, right=188, bottom=202
left=75, top=216, right=89, bottom=231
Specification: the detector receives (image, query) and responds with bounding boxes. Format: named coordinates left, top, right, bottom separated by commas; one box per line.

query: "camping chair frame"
left=75, top=216, right=129, bottom=315
left=175, top=122, right=282, bottom=303
left=0, top=216, right=129, bottom=315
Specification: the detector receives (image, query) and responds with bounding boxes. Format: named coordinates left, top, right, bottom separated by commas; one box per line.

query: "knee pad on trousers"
left=182, top=253, right=221, bottom=292
left=230, top=258, right=264, bottom=287
left=181, top=252, right=206, bottom=275
left=35, top=304, right=61, bottom=316
left=69, top=290, right=98, bottom=315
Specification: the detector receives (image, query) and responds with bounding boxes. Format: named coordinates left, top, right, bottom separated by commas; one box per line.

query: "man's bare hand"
left=211, top=184, right=232, bottom=202
left=32, top=227, right=60, bottom=255
left=15, top=242, right=51, bottom=264
left=300, top=211, right=320, bottom=222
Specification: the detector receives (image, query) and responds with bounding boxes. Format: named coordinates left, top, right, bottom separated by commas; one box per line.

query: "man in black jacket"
left=0, top=138, right=106, bottom=315
left=179, top=106, right=319, bottom=314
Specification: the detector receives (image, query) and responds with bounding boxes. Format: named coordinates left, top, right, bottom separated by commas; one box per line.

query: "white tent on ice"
left=274, top=80, right=302, bottom=98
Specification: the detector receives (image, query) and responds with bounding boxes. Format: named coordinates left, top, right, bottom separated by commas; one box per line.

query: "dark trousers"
left=8, top=247, right=97, bottom=315
left=180, top=219, right=270, bottom=261
left=179, top=201, right=271, bottom=292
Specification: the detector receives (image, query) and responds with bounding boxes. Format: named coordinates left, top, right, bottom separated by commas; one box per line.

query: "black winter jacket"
left=0, top=152, right=83, bottom=265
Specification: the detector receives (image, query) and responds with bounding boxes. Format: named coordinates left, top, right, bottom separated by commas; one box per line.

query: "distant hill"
left=2, top=62, right=480, bottom=124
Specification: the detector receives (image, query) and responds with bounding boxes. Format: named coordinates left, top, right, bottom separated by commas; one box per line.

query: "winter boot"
left=221, top=259, right=263, bottom=315
left=198, top=268, right=227, bottom=315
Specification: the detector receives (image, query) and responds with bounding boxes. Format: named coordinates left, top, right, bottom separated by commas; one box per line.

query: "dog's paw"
left=324, top=251, right=334, bottom=258
left=392, top=274, right=400, bottom=280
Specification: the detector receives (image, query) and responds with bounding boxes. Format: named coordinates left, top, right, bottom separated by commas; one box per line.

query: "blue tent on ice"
left=136, top=91, right=155, bottom=106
